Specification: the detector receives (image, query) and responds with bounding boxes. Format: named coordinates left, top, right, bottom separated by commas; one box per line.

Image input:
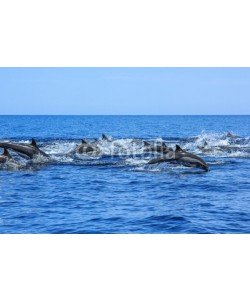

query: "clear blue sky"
left=0, top=68, right=249, bottom=115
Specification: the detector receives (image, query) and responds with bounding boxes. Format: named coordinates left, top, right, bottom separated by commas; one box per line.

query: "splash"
left=184, top=131, right=250, bottom=158
left=1, top=133, right=249, bottom=171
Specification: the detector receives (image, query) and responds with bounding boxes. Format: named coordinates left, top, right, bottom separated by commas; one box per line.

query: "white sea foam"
left=32, top=154, right=50, bottom=164
left=4, top=133, right=248, bottom=171
left=125, top=158, right=149, bottom=166
left=42, top=141, right=77, bottom=155
left=183, top=131, right=250, bottom=158
left=4, top=161, right=22, bottom=170
left=97, top=138, right=145, bottom=156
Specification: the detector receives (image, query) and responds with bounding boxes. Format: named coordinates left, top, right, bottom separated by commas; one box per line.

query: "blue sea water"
left=0, top=115, right=249, bottom=233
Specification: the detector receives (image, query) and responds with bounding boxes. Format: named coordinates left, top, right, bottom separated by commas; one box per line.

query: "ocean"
left=0, top=115, right=249, bottom=233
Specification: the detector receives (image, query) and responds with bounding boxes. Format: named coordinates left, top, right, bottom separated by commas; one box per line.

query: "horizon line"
left=0, top=114, right=249, bottom=117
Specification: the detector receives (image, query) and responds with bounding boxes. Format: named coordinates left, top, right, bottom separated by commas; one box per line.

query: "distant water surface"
left=0, top=115, right=249, bottom=233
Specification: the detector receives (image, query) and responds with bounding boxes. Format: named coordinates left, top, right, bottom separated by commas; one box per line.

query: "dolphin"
left=198, top=140, right=242, bottom=154
left=197, top=141, right=211, bottom=152
left=174, top=145, right=209, bottom=171
left=198, top=141, right=208, bottom=149
left=147, top=155, right=174, bottom=165
left=225, top=132, right=238, bottom=138
left=67, top=139, right=101, bottom=155
left=148, top=145, right=209, bottom=171
left=0, top=139, right=49, bottom=159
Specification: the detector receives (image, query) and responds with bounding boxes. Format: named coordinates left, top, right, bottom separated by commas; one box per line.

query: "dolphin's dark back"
left=67, top=139, right=100, bottom=155
left=175, top=145, right=209, bottom=171
left=0, top=142, right=37, bottom=158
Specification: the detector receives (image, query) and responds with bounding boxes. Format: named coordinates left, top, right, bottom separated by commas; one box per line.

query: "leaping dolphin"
left=0, top=139, right=49, bottom=159
left=174, top=145, right=209, bottom=171
left=148, top=145, right=209, bottom=171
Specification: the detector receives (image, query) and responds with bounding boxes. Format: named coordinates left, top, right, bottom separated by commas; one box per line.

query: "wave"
left=183, top=131, right=250, bottom=158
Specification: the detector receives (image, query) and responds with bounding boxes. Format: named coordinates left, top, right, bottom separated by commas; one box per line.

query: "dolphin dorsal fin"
left=31, top=139, right=38, bottom=148
left=102, top=134, right=108, bottom=140
left=82, top=139, right=88, bottom=144
left=175, top=145, right=183, bottom=152
left=143, top=141, right=151, bottom=146
left=3, top=148, right=11, bottom=158
left=226, top=132, right=235, bottom=138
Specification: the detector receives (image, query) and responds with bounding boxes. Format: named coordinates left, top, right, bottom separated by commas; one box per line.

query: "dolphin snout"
left=202, top=165, right=209, bottom=172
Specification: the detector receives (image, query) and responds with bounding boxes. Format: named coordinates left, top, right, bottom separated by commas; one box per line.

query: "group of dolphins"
left=0, top=134, right=209, bottom=171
